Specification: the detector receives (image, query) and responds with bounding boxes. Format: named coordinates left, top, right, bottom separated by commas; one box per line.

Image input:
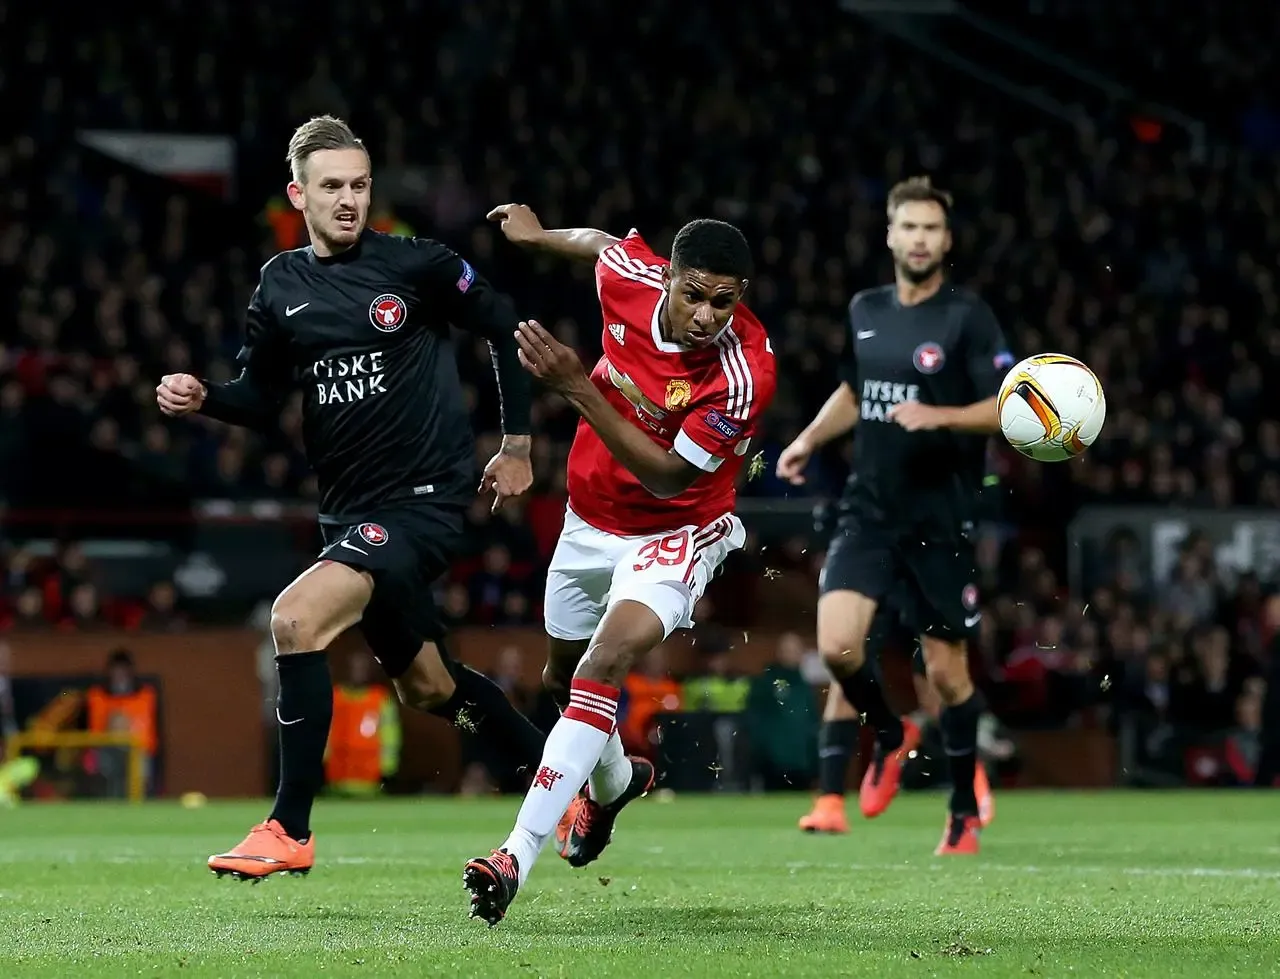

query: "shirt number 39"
left=632, top=531, right=691, bottom=572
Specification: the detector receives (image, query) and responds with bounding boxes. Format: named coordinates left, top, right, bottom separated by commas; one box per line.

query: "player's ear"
left=739, top=278, right=750, bottom=298
left=286, top=181, right=305, bottom=212
left=661, top=266, right=672, bottom=292
left=942, top=228, right=953, bottom=255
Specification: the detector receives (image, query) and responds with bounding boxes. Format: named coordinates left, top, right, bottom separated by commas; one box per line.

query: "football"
left=997, top=354, right=1106, bottom=462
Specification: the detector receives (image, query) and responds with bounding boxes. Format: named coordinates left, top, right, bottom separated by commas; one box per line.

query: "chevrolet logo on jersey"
left=860, top=379, right=920, bottom=422
left=607, top=361, right=666, bottom=423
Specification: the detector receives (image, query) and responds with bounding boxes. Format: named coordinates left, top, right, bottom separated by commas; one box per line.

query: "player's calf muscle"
left=544, top=638, right=589, bottom=707
left=270, top=562, right=372, bottom=654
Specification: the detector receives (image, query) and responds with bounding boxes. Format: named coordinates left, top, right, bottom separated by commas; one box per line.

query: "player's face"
left=288, top=148, right=372, bottom=255
left=887, top=200, right=951, bottom=284
left=662, top=267, right=745, bottom=347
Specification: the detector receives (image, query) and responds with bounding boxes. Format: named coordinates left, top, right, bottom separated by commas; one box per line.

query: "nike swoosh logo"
left=857, top=330, right=876, bottom=340
left=285, top=303, right=310, bottom=317
left=339, top=540, right=368, bottom=556
left=964, top=614, right=982, bottom=628
left=276, top=708, right=305, bottom=726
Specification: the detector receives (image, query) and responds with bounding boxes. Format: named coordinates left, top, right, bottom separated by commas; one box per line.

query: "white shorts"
left=543, top=508, right=746, bottom=642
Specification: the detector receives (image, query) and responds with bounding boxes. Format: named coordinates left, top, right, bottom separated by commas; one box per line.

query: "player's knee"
left=819, top=637, right=867, bottom=676
left=269, top=596, right=323, bottom=654
left=541, top=663, right=571, bottom=709
left=577, top=634, right=650, bottom=688
left=396, top=671, right=453, bottom=712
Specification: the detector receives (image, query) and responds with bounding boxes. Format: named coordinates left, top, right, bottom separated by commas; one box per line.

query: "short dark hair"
left=287, top=115, right=367, bottom=183
left=671, top=219, right=753, bottom=280
left=107, top=649, right=134, bottom=669
left=887, top=175, right=953, bottom=223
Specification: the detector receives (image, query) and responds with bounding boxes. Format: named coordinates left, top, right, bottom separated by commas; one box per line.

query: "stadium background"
left=2, top=0, right=1279, bottom=804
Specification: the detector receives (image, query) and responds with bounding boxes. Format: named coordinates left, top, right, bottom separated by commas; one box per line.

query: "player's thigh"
left=607, top=515, right=747, bottom=641
left=326, top=506, right=465, bottom=675
left=271, top=558, right=373, bottom=652
left=900, top=535, right=981, bottom=642
left=816, top=520, right=895, bottom=656
left=542, top=509, right=617, bottom=642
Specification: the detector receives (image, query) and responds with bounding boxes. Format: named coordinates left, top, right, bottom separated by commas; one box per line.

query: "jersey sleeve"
left=200, top=274, right=292, bottom=430
left=963, top=299, right=1015, bottom=400
left=673, top=344, right=774, bottom=474
left=839, top=294, right=863, bottom=390
left=407, top=237, right=518, bottom=339
left=595, top=230, right=667, bottom=305
left=406, top=237, right=531, bottom=433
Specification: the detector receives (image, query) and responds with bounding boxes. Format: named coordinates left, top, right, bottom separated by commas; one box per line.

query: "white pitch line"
left=783, top=861, right=1280, bottom=880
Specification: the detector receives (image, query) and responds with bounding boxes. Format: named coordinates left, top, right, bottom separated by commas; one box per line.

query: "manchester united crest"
left=665, top=378, right=692, bottom=411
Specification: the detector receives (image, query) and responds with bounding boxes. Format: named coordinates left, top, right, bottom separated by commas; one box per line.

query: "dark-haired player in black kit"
left=778, top=176, right=1013, bottom=855
left=156, top=116, right=547, bottom=879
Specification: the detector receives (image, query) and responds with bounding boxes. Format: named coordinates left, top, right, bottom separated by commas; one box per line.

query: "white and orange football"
left=997, top=354, right=1106, bottom=462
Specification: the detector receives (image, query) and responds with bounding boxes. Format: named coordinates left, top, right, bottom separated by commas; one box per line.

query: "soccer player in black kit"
left=156, top=116, right=547, bottom=879
left=777, top=177, right=1013, bottom=855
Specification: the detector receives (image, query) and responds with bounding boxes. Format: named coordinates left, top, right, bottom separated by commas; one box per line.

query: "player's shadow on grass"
left=510, top=905, right=819, bottom=939
left=254, top=909, right=375, bottom=922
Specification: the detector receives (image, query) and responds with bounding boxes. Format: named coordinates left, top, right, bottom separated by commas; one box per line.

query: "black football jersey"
left=838, top=283, right=1012, bottom=529
left=200, top=230, right=527, bottom=521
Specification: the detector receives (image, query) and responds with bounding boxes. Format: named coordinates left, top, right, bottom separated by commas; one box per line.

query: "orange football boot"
left=208, top=819, right=315, bottom=881
left=934, top=813, right=981, bottom=855
left=974, top=764, right=995, bottom=828
left=858, top=717, right=922, bottom=818
left=798, top=793, right=850, bottom=834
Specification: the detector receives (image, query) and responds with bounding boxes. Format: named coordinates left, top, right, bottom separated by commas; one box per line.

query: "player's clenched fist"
left=156, top=373, right=207, bottom=417
left=514, top=320, right=588, bottom=396
left=775, top=435, right=814, bottom=485
left=486, top=203, right=545, bottom=247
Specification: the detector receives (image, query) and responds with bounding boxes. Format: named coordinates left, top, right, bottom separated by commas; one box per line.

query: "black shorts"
left=820, top=516, right=980, bottom=641
left=319, top=504, right=466, bottom=677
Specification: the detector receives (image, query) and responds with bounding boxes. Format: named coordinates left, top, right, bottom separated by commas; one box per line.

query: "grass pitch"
left=0, top=791, right=1277, bottom=977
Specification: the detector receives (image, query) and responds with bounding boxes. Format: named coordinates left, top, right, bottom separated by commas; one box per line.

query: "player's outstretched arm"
left=515, top=320, right=700, bottom=499
left=410, top=237, right=535, bottom=509
left=157, top=287, right=289, bottom=430
left=487, top=204, right=619, bottom=262
left=776, top=382, right=858, bottom=485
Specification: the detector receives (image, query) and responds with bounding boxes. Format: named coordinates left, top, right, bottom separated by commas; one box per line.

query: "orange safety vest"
left=265, top=198, right=306, bottom=251
left=86, top=686, right=158, bottom=756
left=326, top=685, right=390, bottom=786
left=620, top=675, right=682, bottom=747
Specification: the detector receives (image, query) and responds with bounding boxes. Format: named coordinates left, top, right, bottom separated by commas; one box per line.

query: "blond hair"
left=286, top=115, right=367, bottom=183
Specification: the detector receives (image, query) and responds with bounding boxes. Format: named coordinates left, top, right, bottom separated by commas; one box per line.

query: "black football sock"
left=431, top=664, right=547, bottom=774
left=268, top=652, right=333, bottom=841
left=834, top=663, right=904, bottom=752
left=940, top=692, right=983, bottom=815
left=818, top=719, right=860, bottom=796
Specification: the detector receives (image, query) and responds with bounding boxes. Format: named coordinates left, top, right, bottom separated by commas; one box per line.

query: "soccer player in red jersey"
left=462, top=204, right=777, bottom=925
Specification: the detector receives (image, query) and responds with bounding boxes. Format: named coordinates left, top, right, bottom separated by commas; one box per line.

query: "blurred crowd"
left=1, top=1, right=1277, bottom=768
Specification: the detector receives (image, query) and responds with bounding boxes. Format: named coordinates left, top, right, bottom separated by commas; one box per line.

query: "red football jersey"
left=565, top=231, right=777, bottom=536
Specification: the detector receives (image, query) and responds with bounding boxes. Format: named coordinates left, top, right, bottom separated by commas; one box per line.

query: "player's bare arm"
left=888, top=396, right=999, bottom=434
left=777, top=382, right=860, bottom=485
left=515, top=319, right=700, bottom=499
left=488, top=203, right=619, bottom=262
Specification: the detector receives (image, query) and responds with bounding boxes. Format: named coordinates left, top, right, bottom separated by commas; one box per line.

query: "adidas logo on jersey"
left=608, top=323, right=626, bottom=345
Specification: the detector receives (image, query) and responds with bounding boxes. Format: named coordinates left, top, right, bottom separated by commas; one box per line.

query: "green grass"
left=1, top=791, right=1278, bottom=977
